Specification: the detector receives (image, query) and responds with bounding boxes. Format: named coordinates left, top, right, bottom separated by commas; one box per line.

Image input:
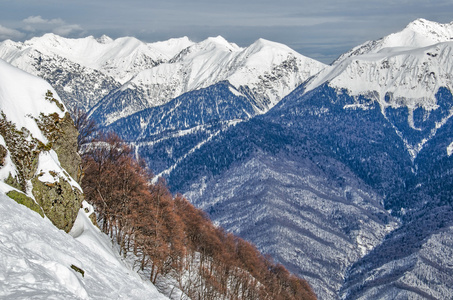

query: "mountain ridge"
left=304, top=40, right=453, bottom=160
left=88, top=35, right=325, bottom=125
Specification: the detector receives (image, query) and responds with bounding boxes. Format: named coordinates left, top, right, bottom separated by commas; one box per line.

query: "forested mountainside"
left=2, top=18, right=453, bottom=299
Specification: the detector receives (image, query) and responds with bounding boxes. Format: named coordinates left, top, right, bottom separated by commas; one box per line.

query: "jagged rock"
left=32, top=101, right=83, bottom=231
left=37, top=110, right=82, bottom=181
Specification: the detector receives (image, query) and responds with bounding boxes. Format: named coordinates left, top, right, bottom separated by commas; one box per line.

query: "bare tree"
left=69, top=106, right=98, bottom=150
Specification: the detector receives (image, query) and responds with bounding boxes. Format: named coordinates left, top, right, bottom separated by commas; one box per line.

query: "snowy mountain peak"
left=250, top=38, right=293, bottom=52
left=0, top=32, right=325, bottom=126
left=206, top=35, right=240, bottom=49
left=8, top=34, right=174, bottom=83
left=308, top=19, right=453, bottom=110
left=90, top=35, right=326, bottom=125
left=96, top=34, right=114, bottom=44
left=172, top=36, right=242, bottom=61
left=303, top=21, right=453, bottom=159
left=405, top=18, right=453, bottom=39
left=25, top=32, right=63, bottom=47
left=382, top=18, right=453, bottom=49
left=336, top=19, right=453, bottom=63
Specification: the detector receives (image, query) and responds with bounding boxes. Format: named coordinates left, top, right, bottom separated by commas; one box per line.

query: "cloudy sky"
left=1, top=0, right=452, bottom=63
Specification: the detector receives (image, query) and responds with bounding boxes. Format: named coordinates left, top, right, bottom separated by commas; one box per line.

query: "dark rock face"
left=0, top=144, right=6, bottom=166
left=42, top=111, right=82, bottom=182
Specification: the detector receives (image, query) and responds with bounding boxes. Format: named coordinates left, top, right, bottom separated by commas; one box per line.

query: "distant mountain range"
left=0, top=33, right=324, bottom=122
left=2, top=18, right=453, bottom=299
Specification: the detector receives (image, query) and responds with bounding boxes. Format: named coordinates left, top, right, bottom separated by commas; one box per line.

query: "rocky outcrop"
left=36, top=91, right=82, bottom=181
left=31, top=176, right=82, bottom=232
left=0, top=89, right=83, bottom=232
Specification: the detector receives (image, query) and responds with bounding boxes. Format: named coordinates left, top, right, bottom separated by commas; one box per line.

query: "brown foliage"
left=81, top=133, right=316, bottom=300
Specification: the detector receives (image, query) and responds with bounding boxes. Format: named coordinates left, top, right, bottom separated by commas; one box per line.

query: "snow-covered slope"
left=0, top=192, right=167, bottom=299
left=307, top=42, right=453, bottom=109
left=164, top=36, right=322, bottom=108
left=303, top=19, right=453, bottom=159
left=0, top=58, right=167, bottom=299
left=0, top=58, right=81, bottom=200
left=0, top=58, right=65, bottom=144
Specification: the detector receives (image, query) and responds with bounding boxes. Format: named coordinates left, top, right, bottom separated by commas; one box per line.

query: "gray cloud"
left=19, top=15, right=84, bottom=38
left=23, top=16, right=65, bottom=25
left=0, top=25, right=25, bottom=40
left=53, top=24, right=84, bottom=36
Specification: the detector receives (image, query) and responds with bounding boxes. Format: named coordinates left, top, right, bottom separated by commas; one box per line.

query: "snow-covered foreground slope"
left=0, top=58, right=166, bottom=299
left=0, top=58, right=84, bottom=231
left=0, top=58, right=65, bottom=145
left=0, top=192, right=168, bottom=300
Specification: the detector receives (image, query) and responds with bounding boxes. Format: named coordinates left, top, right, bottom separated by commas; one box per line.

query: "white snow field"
left=0, top=193, right=168, bottom=300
